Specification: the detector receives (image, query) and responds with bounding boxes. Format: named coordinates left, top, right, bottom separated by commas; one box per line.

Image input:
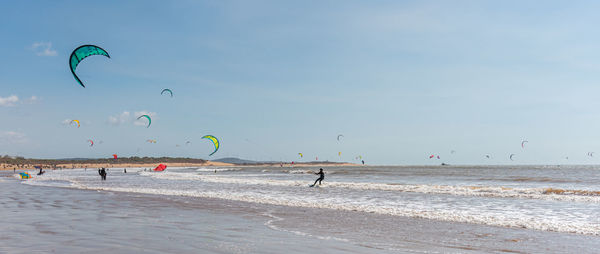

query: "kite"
left=19, top=172, right=31, bottom=179
left=589, top=152, right=595, bottom=157
left=337, top=134, right=344, bottom=141
left=298, top=153, right=303, bottom=158
left=510, top=154, right=515, bottom=161
left=137, top=115, right=151, bottom=128
left=154, top=164, right=167, bottom=172
left=338, top=152, right=342, bottom=157
left=521, top=140, right=528, bottom=148
left=146, top=139, right=157, bottom=143
left=113, top=154, right=118, bottom=160
left=161, top=89, right=173, bottom=97
left=485, top=154, right=491, bottom=159
left=70, top=120, right=80, bottom=128
left=69, top=45, right=110, bottom=88
left=450, top=150, right=456, bottom=154
left=429, top=155, right=435, bottom=159
left=87, top=139, right=94, bottom=147
left=202, top=135, right=220, bottom=156
left=186, top=141, right=191, bottom=145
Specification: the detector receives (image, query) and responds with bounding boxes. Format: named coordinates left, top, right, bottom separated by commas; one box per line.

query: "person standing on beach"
left=310, top=168, right=325, bottom=187
left=98, top=168, right=107, bottom=180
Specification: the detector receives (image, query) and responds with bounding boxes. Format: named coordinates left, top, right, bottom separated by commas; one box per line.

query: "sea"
left=3, top=165, right=600, bottom=253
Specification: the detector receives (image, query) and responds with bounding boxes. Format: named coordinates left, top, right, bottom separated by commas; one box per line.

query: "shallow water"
left=6, top=165, right=600, bottom=252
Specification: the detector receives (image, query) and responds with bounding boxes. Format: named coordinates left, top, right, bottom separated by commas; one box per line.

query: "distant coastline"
left=0, top=156, right=358, bottom=170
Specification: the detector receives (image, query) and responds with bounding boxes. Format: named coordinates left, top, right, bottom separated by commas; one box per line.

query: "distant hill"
left=212, top=157, right=348, bottom=165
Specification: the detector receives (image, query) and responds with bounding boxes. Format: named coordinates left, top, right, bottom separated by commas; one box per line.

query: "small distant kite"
left=521, top=140, right=528, bottom=148
left=485, top=154, right=491, bottom=159
left=69, top=45, right=110, bottom=88
left=338, top=152, right=342, bottom=157
left=137, top=115, right=151, bottom=128
left=112, top=154, right=118, bottom=160
left=337, top=134, right=344, bottom=141
left=161, top=89, right=173, bottom=97
left=146, top=139, right=157, bottom=143
left=450, top=150, right=456, bottom=154
left=298, top=153, right=303, bottom=158
left=202, top=135, right=220, bottom=156
left=70, top=120, right=80, bottom=128
left=87, top=139, right=94, bottom=147
left=588, top=152, right=595, bottom=157
left=510, top=154, right=515, bottom=161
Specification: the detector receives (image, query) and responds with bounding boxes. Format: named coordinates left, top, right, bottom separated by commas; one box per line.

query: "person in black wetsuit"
left=98, top=168, right=107, bottom=180
left=310, top=168, right=324, bottom=187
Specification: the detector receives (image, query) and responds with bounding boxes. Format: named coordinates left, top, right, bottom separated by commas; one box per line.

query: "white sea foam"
left=262, top=211, right=350, bottom=242
left=144, top=172, right=600, bottom=203
left=195, top=167, right=242, bottom=172
left=22, top=167, right=600, bottom=236
left=29, top=182, right=600, bottom=236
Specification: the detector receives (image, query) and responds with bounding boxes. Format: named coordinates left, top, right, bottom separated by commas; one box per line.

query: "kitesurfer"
left=310, top=168, right=325, bottom=187
left=98, top=168, right=107, bottom=180
left=124, top=168, right=127, bottom=173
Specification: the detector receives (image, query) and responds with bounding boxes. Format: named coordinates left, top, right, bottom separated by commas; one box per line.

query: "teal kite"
left=202, top=135, right=220, bottom=156
left=69, top=45, right=110, bottom=88
left=161, top=89, right=173, bottom=97
left=137, top=115, right=151, bottom=128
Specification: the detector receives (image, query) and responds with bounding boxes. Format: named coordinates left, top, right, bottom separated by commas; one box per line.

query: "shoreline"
left=0, top=161, right=360, bottom=171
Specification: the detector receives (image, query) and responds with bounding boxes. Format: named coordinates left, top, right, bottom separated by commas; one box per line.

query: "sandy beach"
left=0, top=161, right=233, bottom=171
left=0, top=162, right=359, bottom=171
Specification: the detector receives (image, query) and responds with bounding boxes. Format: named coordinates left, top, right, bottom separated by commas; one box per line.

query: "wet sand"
left=2, top=171, right=599, bottom=253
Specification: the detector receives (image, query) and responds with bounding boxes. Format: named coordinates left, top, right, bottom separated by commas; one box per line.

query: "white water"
left=23, top=165, right=600, bottom=235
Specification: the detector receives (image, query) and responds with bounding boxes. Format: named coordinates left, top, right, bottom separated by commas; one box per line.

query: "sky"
left=2, top=0, right=600, bottom=165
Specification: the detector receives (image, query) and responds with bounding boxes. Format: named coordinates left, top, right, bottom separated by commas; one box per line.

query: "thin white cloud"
left=24, top=96, right=39, bottom=104
left=108, top=111, right=131, bottom=126
left=0, top=131, right=27, bottom=144
left=0, top=95, right=19, bottom=107
left=108, top=111, right=156, bottom=126
left=30, top=42, right=57, bottom=56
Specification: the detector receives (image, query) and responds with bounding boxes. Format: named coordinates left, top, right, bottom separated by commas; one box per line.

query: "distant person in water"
left=310, top=168, right=324, bottom=187
left=124, top=168, right=127, bottom=173
left=98, top=168, right=107, bottom=180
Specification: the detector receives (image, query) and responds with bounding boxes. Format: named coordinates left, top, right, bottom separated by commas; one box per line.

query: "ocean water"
left=11, top=165, right=600, bottom=252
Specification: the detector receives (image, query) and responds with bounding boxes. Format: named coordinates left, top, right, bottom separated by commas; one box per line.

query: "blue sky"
left=3, top=0, right=600, bottom=165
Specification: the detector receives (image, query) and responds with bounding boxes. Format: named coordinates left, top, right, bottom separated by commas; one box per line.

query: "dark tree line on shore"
left=1, top=155, right=207, bottom=167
